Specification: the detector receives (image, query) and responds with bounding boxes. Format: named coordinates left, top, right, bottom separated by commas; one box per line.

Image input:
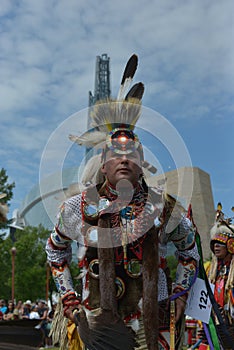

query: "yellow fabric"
left=67, top=320, right=84, bottom=350
left=204, top=260, right=211, bottom=273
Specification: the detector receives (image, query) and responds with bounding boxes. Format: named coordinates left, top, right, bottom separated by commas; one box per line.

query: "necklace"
left=119, top=204, right=135, bottom=269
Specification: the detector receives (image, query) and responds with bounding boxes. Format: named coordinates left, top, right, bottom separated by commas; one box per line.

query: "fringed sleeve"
left=169, top=216, right=200, bottom=293
left=46, top=194, right=83, bottom=301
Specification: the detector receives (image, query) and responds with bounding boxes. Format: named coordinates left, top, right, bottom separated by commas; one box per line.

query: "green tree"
left=0, top=234, right=12, bottom=298
left=167, top=254, right=177, bottom=281
left=0, top=225, right=51, bottom=301
left=0, top=224, right=80, bottom=303
left=0, top=167, right=15, bottom=230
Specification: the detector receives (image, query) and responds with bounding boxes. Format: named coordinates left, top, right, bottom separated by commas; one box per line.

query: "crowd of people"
left=0, top=298, right=55, bottom=348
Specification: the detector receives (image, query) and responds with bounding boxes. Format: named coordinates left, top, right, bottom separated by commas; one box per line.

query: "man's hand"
left=65, top=305, right=82, bottom=325
left=175, top=295, right=187, bottom=323
left=62, top=291, right=81, bottom=324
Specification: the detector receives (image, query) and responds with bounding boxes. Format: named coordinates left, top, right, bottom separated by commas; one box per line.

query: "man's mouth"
left=117, top=168, right=130, bottom=172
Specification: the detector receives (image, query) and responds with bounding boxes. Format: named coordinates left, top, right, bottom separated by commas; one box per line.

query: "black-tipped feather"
left=125, top=82, right=145, bottom=101
left=75, top=309, right=136, bottom=350
left=142, top=160, right=157, bottom=174
left=120, top=54, right=138, bottom=85
left=118, top=54, right=139, bottom=100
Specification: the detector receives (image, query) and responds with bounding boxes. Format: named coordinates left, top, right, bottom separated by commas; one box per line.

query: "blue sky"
left=1, top=0, right=233, bottom=222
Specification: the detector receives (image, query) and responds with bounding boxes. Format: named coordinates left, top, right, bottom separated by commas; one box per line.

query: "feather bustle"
left=76, top=309, right=136, bottom=350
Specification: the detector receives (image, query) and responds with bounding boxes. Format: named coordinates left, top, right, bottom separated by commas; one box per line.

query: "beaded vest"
left=79, top=181, right=162, bottom=319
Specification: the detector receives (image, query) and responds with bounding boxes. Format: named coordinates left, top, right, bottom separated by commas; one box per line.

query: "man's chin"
left=116, top=175, right=134, bottom=185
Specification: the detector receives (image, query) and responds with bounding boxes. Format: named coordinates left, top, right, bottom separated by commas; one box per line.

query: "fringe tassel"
left=226, top=255, right=234, bottom=290
left=49, top=298, right=69, bottom=350
left=208, top=256, right=218, bottom=284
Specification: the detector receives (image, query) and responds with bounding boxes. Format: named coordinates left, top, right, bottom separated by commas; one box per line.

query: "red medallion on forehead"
left=105, top=128, right=143, bottom=158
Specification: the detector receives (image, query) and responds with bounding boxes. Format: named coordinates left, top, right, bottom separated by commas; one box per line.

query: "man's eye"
left=127, top=154, right=139, bottom=161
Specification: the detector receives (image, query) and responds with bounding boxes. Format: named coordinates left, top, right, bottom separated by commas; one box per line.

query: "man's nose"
left=120, top=155, right=129, bottom=162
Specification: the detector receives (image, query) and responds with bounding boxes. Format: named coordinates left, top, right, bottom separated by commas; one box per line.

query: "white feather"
left=210, top=222, right=234, bottom=238
left=69, top=130, right=106, bottom=147
left=117, top=78, right=133, bottom=101
left=90, top=99, right=142, bottom=132
left=81, top=154, right=104, bottom=185
left=0, top=203, right=8, bottom=217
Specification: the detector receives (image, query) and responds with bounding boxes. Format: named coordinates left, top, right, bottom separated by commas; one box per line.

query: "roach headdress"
left=69, top=54, right=145, bottom=161
left=210, top=202, right=234, bottom=254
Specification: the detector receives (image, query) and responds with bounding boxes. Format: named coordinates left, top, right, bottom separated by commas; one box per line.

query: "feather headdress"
left=69, top=54, right=145, bottom=151
left=210, top=202, right=234, bottom=255
left=209, top=203, right=234, bottom=292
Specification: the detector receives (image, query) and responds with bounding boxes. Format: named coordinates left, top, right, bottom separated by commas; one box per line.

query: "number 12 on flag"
left=185, top=277, right=214, bottom=324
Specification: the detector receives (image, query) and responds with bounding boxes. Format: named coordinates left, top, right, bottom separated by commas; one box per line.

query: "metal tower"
left=86, top=54, right=111, bottom=159
left=89, top=53, right=111, bottom=107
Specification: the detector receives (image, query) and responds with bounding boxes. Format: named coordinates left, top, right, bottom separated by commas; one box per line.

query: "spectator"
left=0, top=299, right=7, bottom=315
left=22, top=300, right=32, bottom=319
left=3, top=300, right=15, bottom=321
left=13, top=299, right=23, bottom=319
left=45, top=303, right=57, bottom=347
left=37, top=300, right=50, bottom=348
left=29, top=304, right=40, bottom=320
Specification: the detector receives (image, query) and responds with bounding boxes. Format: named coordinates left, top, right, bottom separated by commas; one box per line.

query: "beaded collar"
left=104, top=181, right=142, bottom=199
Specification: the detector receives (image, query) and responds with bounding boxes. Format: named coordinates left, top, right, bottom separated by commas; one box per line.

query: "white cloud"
left=0, top=0, right=233, bottom=217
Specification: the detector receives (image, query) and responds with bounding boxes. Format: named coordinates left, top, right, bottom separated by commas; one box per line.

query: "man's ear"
left=100, top=164, right=106, bottom=175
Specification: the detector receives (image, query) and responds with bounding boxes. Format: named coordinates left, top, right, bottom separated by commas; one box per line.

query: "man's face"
left=101, top=150, right=143, bottom=187
left=213, top=242, right=228, bottom=259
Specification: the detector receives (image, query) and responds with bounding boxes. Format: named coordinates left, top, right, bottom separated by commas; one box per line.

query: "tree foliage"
left=0, top=168, right=81, bottom=303
left=0, top=224, right=80, bottom=303
left=0, top=168, right=15, bottom=230
left=166, top=254, right=177, bottom=281
left=0, top=168, right=15, bottom=200
left=0, top=225, right=51, bottom=301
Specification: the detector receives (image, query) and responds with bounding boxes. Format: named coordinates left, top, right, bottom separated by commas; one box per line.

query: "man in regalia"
left=46, top=55, right=199, bottom=350
left=198, top=204, right=234, bottom=349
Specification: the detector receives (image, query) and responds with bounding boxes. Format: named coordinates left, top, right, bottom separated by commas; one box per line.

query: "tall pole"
left=11, top=246, right=17, bottom=302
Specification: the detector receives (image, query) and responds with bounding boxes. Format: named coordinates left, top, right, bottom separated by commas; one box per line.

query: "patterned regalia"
left=209, top=204, right=234, bottom=325
left=198, top=203, right=234, bottom=349
left=46, top=54, right=199, bottom=350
